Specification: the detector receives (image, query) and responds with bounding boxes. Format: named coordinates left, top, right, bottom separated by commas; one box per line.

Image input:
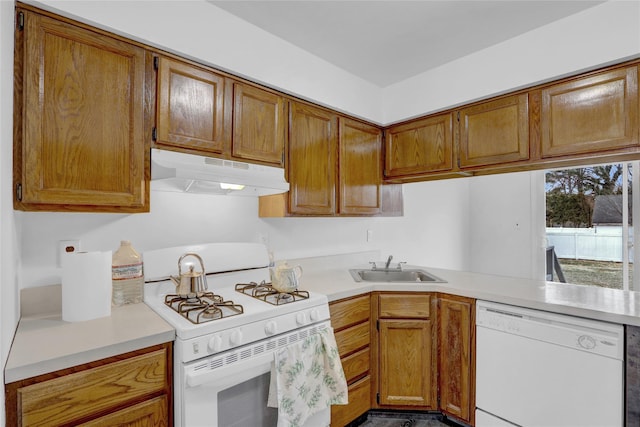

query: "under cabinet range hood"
left=151, top=148, right=289, bottom=196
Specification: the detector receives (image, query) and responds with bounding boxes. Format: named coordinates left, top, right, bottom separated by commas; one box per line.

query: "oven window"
left=218, top=372, right=278, bottom=427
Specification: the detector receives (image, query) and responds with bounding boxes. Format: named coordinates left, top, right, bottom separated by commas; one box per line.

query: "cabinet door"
left=540, top=66, right=639, bottom=158
left=156, top=56, right=227, bottom=154
left=288, top=102, right=337, bottom=215
left=438, top=295, right=475, bottom=424
left=384, top=113, right=453, bottom=178
left=458, top=94, right=529, bottom=168
left=378, top=319, right=435, bottom=407
left=232, top=82, right=286, bottom=165
left=339, top=118, right=382, bottom=215
left=17, top=11, right=147, bottom=211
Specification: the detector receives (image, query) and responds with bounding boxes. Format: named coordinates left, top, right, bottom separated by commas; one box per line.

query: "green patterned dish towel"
left=268, top=326, right=348, bottom=427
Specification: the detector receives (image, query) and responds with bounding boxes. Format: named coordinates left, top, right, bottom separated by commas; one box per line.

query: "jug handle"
left=294, top=265, right=303, bottom=278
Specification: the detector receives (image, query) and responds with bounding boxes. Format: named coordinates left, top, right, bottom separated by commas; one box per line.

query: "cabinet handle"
left=17, top=12, right=24, bottom=31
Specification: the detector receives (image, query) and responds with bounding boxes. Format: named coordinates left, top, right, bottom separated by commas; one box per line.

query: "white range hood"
left=151, top=148, right=289, bottom=196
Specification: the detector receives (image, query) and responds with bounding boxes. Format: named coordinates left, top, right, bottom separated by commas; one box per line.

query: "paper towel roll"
left=61, top=251, right=112, bottom=322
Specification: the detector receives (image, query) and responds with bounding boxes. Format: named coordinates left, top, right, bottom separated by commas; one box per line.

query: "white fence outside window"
left=546, top=226, right=634, bottom=262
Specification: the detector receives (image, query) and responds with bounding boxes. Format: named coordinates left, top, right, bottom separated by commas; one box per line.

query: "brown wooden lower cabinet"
left=79, top=395, right=169, bottom=427
left=331, top=376, right=372, bottom=427
left=329, top=292, right=476, bottom=426
left=5, top=343, right=172, bottom=427
left=330, top=295, right=372, bottom=426
left=376, top=293, right=437, bottom=410
left=378, top=318, right=434, bottom=407
left=438, top=294, right=476, bottom=425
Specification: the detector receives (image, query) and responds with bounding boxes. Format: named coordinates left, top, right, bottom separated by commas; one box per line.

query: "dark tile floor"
left=356, top=413, right=449, bottom=427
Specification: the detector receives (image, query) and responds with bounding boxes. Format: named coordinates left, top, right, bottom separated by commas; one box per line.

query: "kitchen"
left=2, top=1, right=640, bottom=426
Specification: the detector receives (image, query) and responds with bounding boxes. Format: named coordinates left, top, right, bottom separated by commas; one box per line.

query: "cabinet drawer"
left=335, top=322, right=370, bottom=357
left=341, top=347, right=370, bottom=383
left=330, top=295, right=370, bottom=330
left=379, top=294, right=431, bottom=318
left=331, top=376, right=371, bottom=427
left=79, top=395, right=168, bottom=426
left=16, top=349, right=168, bottom=426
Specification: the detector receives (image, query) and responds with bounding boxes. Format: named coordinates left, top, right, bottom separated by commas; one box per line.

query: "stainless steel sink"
left=349, top=268, right=446, bottom=283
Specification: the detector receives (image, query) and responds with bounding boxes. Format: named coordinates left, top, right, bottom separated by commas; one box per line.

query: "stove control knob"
left=208, top=336, right=222, bottom=352
left=265, top=321, right=278, bottom=335
left=230, top=330, right=243, bottom=346
left=309, top=309, right=320, bottom=322
left=296, top=312, right=307, bottom=326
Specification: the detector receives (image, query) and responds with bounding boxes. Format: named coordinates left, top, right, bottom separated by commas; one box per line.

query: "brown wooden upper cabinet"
left=14, top=9, right=148, bottom=212
left=232, top=82, right=286, bottom=166
left=339, top=118, right=383, bottom=215
left=458, top=93, right=530, bottom=169
left=384, top=113, right=454, bottom=178
left=539, top=66, right=639, bottom=158
left=155, top=56, right=228, bottom=154
left=288, top=101, right=338, bottom=215
left=260, top=103, right=394, bottom=217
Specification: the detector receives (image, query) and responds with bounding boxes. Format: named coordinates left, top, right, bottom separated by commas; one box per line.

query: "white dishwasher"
left=476, top=300, right=624, bottom=427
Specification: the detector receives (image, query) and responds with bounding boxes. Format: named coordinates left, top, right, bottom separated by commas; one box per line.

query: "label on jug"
left=112, top=262, right=143, bottom=280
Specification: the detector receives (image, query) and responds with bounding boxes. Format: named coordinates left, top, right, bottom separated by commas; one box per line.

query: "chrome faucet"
left=385, top=255, right=393, bottom=270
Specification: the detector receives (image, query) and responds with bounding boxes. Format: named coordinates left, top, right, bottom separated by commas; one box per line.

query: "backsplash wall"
left=20, top=178, right=471, bottom=289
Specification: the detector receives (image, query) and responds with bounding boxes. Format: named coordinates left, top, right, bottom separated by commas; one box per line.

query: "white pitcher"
left=270, top=262, right=303, bottom=293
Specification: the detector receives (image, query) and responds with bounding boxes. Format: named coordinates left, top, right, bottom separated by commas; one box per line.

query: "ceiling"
left=210, top=1, right=604, bottom=88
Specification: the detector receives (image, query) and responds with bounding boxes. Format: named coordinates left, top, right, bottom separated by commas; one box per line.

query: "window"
left=545, top=162, right=638, bottom=291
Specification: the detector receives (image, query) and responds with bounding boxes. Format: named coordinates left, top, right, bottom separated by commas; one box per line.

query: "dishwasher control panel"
left=476, top=300, right=623, bottom=360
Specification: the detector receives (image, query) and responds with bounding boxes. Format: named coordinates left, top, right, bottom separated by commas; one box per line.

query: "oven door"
left=184, top=350, right=277, bottom=427
left=178, top=321, right=332, bottom=427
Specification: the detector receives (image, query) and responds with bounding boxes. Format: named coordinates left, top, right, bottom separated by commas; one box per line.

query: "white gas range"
left=143, top=243, right=332, bottom=427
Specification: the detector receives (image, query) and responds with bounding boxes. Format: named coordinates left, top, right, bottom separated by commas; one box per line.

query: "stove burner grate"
left=164, top=292, right=243, bottom=324
left=235, top=281, right=310, bottom=305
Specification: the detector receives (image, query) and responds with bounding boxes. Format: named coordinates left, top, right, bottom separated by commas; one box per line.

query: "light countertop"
left=4, top=284, right=175, bottom=383
left=8, top=252, right=640, bottom=383
left=292, top=252, right=640, bottom=328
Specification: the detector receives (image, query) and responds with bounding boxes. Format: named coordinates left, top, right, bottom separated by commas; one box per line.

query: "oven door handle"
left=186, top=350, right=274, bottom=389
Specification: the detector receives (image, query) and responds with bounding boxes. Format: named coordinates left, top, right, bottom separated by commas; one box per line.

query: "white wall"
left=468, top=171, right=546, bottom=280
left=21, top=179, right=470, bottom=288
left=25, top=0, right=384, bottom=123
left=24, top=1, right=640, bottom=126
left=383, top=1, right=640, bottom=123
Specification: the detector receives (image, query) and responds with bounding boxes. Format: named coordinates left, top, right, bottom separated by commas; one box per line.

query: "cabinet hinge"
left=153, top=56, right=159, bottom=71
left=16, top=183, right=22, bottom=201
left=376, top=393, right=380, bottom=405
left=457, top=111, right=460, bottom=121
left=17, top=11, right=24, bottom=31
left=152, top=127, right=157, bottom=141
left=376, top=319, right=379, bottom=331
